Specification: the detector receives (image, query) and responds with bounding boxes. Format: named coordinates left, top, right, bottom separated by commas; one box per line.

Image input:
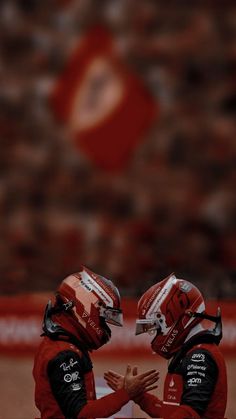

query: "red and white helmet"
left=57, top=266, right=123, bottom=350
left=135, top=274, right=205, bottom=359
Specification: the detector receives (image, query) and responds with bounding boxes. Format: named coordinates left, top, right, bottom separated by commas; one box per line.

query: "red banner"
left=50, top=26, right=157, bottom=171
left=0, top=294, right=235, bottom=357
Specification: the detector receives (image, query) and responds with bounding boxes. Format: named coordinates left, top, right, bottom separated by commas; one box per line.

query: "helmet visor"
left=99, top=306, right=123, bottom=327
left=135, top=318, right=161, bottom=336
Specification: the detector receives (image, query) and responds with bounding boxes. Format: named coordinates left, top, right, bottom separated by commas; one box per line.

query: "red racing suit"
left=135, top=334, right=227, bottom=419
left=33, top=315, right=130, bottom=419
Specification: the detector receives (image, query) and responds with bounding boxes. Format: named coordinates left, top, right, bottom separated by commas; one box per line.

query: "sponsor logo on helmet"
left=141, top=287, right=161, bottom=315
left=81, top=310, right=103, bottom=335
left=179, top=281, right=192, bottom=293
left=80, top=270, right=114, bottom=307
left=87, top=317, right=103, bottom=335
left=80, top=278, right=93, bottom=292
left=161, top=329, right=178, bottom=352
left=147, top=275, right=177, bottom=317
left=92, top=273, right=118, bottom=303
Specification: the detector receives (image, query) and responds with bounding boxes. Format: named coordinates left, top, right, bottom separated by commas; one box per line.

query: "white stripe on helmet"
left=80, top=269, right=114, bottom=307
left=146, top=275, right=177, bottom=317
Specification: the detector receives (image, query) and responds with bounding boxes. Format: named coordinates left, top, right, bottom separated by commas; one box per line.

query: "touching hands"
left=104, top=369, right=124, bottom=391
left=104, top=365, right=159, bottom=398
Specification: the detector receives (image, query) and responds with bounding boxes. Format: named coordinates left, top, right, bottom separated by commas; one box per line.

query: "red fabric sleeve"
left=134, top=394, right=200, bottom=419
left=77, top=388, right=130, bottom=418
left=134, top=392, right=163, bottom=417
left=168, top=404, right=200, bottom=419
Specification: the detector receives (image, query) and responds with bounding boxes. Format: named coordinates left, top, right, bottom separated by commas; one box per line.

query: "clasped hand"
left=104, top=365, right=159, bottom=398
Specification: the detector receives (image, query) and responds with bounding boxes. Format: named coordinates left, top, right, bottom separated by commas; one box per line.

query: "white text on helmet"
left=161, top=329, right=178, bottom=352
left=80, top=270, right=114, bottom=307
left=141, top=287, right=161, bottom=315
left=87, top=317, right=103, bottom=335
left=147, top=275, right=177, bottom=317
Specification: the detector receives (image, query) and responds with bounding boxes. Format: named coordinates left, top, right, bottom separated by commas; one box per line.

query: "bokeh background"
left=0, top=0, right=236, bottom=418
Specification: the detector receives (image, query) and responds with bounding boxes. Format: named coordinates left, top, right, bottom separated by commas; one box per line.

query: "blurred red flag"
left=50, top=26, right=157, bottom=171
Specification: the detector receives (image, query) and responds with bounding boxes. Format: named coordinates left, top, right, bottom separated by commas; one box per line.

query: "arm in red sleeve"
left=134, top=392, right=163, bottom=418
left=134, top=394, right=200, bottom=419
left=77, top=388, right=130, bottom=418
left=168, top=404, right=200, bottom=419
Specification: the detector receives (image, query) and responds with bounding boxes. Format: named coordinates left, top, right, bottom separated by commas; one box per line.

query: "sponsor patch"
left=187, top=377, right=202, bottom=386
left=191, top=353, right=205, bottom=362
left=60, top=358, right=78, bottom=371
left=72, top=382, right=82, bottom=391
left=64, top=371, right=80, bottom=383
left=187, top=363, right=206, bottom=371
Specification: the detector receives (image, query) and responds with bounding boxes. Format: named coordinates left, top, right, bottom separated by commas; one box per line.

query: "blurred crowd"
left=1, top=0, right=236, bottom=298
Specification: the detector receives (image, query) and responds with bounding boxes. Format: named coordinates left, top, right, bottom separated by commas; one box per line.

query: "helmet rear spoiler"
left=42, top=300, right=68, bottom=339
left=187, top=307, right=222, bottom=344
left=169, top=307, right=223, bottom=372
left=41, top=300, right=88, bottom=353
